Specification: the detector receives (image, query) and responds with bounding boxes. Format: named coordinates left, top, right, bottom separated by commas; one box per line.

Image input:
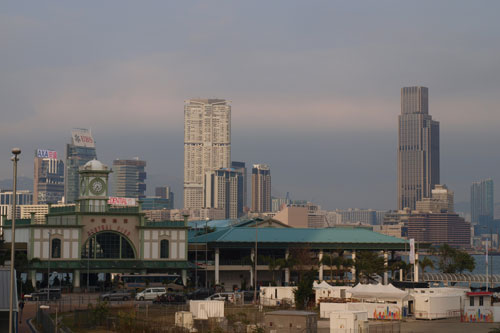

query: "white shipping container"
left=175, top=311, right=193, bottom=329
left=189, top=300, right=224, bottom=319
left=330, top=311, right=369, bottom=333
left=414, top=294, right=462, bottom=320
left=260, top=287, right=296, bottom=306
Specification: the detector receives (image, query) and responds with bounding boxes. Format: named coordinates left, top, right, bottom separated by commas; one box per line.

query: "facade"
left=415, top=184, right=454, bottom=213
left=335, top=209, right=377, bottom=225
left=155, top=186, right=174, bottom=208
left=407, top=212, right=471, bottom=248
left=231, top=161, right=247, bottom=209
left=112, top=158, right=147, bottom=199
left=380, top=208, right=412, bottom=239
left=142, top=197, right=171, bottom=210
left=398, top=86, right=440, bottom=210
left=204, top=168, right=244, bottom=219
left=34, top=149, right=65, bottom=204
left=65, top=128, right=97, bottom=203
left=471, top=179, right=494, bottom=229
left=3, top=159, right=190, bottom=291
left=184, top=99, right=231, bottom=209
left=0, top=190, right=33, bottom=206
left=251, top=164, right=271, bottom=213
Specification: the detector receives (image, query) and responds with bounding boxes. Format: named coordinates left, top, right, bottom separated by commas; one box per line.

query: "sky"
left=1, top=1, right=499, bottom=211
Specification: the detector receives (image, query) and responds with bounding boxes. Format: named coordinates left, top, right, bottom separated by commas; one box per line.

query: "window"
left=470, top=297, right=474, bottom=307
left=51, top=238, right=61, bottom=258
left=81, top=231, right=136, bottom=259
left=480, top=296, right=484, bottom=306
left=160, top=239, right=169, bottom=259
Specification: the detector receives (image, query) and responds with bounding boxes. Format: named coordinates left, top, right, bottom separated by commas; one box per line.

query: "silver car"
left=99, top=290, right=132, bottom=301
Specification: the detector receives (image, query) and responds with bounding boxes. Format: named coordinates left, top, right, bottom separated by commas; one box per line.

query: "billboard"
left=108, top=197, right=137, bottom=206
left=36, top=149, right=57, bottom=159
left=409, top=238, right=415, bottom=264
left=71, top=128, right=95, bottom=148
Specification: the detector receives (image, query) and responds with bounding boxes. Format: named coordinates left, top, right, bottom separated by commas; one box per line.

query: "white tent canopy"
left=314, top=281, right=340, bottom=289
left=350, top=283, right=408, bottom=300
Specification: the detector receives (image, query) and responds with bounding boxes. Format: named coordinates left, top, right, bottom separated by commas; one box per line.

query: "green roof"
left=142, top=221, right=186, bottom=228
left=190, top=227, right=408, bottom=250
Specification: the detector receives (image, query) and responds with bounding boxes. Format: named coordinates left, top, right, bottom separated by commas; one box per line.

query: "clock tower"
left=78, top=159, right=111, bottom=212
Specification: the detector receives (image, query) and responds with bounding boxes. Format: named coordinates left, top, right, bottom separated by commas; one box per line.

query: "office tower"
left=471, top=179, right=494, bottom=229
left=251, top=164, right=271, bottom=213
left=112, top=158, right=147, bottom=199
left=408, top=212, right=470, bottom=248
left=204, top=168, right=243, bottom=219
left=397, top=87, right=440, bottom=210
left=184, top=99, right=231, bottom=209
left=33, top=149, right=64, bottom=204
left=0, top=190, right=33, bottom=205
left=231, top=161, right=247, bottom=208
left=155, top=186, right=174, bottom=208
left=65, top=128, right=97, bottom=203
left=334, top=208, right=377, bottom=225
left=416, top=184, right=454, bottom=213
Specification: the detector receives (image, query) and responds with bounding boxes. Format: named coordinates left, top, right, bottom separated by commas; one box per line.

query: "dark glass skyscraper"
left=471, top=178, right=494, bottom=230
left=65, top=129, right=97, bottom=203
left=112, top=158, right=147, bottom=199
left=397, top=87, right=440, bottom=210
left=231, top=161, right=247, bottom=209
left=34, top=149, right=64, bottom=204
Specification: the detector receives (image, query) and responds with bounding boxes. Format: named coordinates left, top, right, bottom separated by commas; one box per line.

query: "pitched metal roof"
left=189, top=227, right=407, bottom=249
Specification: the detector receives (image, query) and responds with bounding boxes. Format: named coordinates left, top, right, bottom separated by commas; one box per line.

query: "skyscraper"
left=251, top=164, right=271, bottom=213
left=34, top=149, right=64, bottom=204
left=112, top=158, right=147, bottom=199
left=204, top=168, right=244, bottom=219
left=184, top=99, right=231, bottom=209
left=397, top=87, right=440, bottom=210
left=471, top=178, right=494, bottom=228
left=65, top=128, right=97, bottom=203
left=155, top=186, right=174, bottom=208
left=231, top=161, right=247, bottom=209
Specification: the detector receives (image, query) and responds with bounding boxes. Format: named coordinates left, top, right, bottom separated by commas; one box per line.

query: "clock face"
left=89, top=178, right=105, bottom=195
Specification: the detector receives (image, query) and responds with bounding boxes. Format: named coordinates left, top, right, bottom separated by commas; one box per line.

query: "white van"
left=135, top=287, right=167, bottom=301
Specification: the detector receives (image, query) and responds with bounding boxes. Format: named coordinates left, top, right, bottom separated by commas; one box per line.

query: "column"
left=351, top=251, right=356, bottom=283
left=383, top=251, right=388, bottom=285
left=285, top=249, right=290, bottom=285
left=215, top=248, right=220, bottom=285
left=414, top=253, right=419, bottom=282
left=30, top=270, right=36, bottom=288
left=181, top=269, right=187, bottom=286
left=318, top=250, right=324, bottom=281
left=249, top=268, right=254, bottom=288
left=73, top=269, right=80, bottom=291
left=399, top=269, right=403, bottom=282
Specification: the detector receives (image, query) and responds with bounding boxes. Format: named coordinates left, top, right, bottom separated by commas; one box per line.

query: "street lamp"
left=253, top=218, right=258, bottom=304
left=205, top=218, right=209, bottom=289
left=9, top=147, right=21, bottom=333
left=47, top=231, right=52, bottom=302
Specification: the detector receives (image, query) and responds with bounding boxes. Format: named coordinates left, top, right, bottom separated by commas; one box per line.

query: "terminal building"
left=2, top=159, right=190, bottom=290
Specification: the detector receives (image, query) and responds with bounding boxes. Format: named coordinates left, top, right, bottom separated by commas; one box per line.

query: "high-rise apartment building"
left=112, top=158, right=147, bottom=199
left=415, top=184, right=454, bottom=213
left=204, top=168, right=243, bottom=219
left=184, top=99, right=231, bottom=209
left=155, top=186, right=174, bottom=208
left=251, top=164, right=271, bottom=213
left=231, top=161, right=247, bottom=209
left=0, top=190, right=33, bottom=205
left=398, top=87, right=440, bottom=210
left=471, top=178, right=494, bottom=228
left=65, top=128, right=97, bottom=203
left=34, top=149, right=64, bottom=204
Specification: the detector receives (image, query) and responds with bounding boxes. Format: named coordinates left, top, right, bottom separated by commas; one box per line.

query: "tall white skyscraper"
left=184, top=99, right=231, bottom=209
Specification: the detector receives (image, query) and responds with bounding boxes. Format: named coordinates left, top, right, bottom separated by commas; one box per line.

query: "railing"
left=50, top=206, right=76, bottom=213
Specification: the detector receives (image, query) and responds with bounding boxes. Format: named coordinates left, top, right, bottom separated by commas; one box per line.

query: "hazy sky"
left=1, top=1, right=499, bottom=210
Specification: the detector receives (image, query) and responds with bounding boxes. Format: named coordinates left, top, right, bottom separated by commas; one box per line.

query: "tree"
left=293, top=271, right=315, bottom=310
left=436, top=244, right=475, bottom=274
left=419, top=256, right=435, bottom=274
left=289, top=248, right=316, bottom=282
left=267, top=256, right=279, bottom=285
left=389, top=259, right=409, bottom=281
left=354, top=251, right=385, bottom=283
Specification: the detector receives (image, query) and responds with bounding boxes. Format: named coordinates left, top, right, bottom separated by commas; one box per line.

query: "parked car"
left=99, top=290, right=132, bottom=301
left=153, top=292, right=187, bottom=304
left=28, top=288, right=62, bottom=301
left=135, top=287, right=167, bottom=301
left=206, top=292, right=241, bottom=303
left=186, top=288, right=213, bottom=300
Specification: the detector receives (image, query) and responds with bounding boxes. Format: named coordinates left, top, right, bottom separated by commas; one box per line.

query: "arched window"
left=81, top=231, right=136, bottom=259
left=160, top=239, right=169, bottom=259
left=51, top=238, right=61, bottom=258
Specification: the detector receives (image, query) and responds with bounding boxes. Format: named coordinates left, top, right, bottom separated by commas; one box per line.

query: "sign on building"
left=108, top=197, right=137, bottom=206
left=71, top=128, right=95, bottom=148
left=36, top=149, right=57, bottom=159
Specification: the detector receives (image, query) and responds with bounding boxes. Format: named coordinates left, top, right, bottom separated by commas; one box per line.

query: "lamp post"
left=205, top=218, right=209, bottom=289
left=253, top=219, right=258, bottom=304
left=8, top=147, right=21, bottom=333
left=47, top=231, right=52, bottom=302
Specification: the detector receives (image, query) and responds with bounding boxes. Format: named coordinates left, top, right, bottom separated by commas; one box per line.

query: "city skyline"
left=1, top=1, right=500, bottom=210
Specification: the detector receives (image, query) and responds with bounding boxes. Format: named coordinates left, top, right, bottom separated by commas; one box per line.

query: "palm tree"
left=267, top=256, right=279, bottom=285
left=419, top=256, right=435, bottom=274
left=320, top=253, right=335, bottom=282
